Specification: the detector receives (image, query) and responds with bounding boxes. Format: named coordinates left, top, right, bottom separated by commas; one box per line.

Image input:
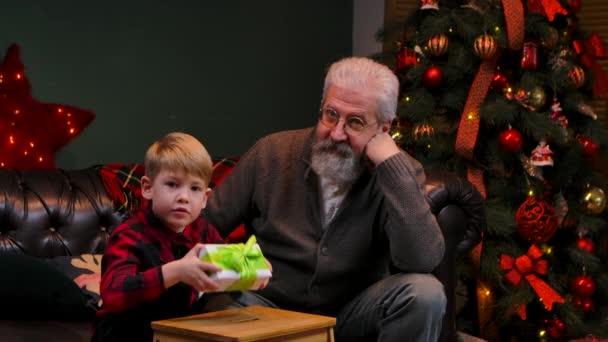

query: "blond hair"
left=144, top=132, right=213, bottom=184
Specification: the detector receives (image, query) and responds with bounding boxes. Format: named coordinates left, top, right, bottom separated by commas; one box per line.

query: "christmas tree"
left=384, top=0, right=608, bottom=340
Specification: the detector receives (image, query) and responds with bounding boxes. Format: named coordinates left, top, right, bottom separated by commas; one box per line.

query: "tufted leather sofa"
left=0, top=164, right=485, bottom=342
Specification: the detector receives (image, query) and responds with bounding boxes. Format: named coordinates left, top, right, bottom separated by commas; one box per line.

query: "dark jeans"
left=197, top=273, right=446, bottom=342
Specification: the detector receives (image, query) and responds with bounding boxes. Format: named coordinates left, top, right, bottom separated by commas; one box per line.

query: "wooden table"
left=152, top=306, right=336, bottom=342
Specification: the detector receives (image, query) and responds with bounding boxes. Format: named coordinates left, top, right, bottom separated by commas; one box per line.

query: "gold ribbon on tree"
left=499, top=244, right=565, bottom=320
left=572, top=32, right=608, bottom=98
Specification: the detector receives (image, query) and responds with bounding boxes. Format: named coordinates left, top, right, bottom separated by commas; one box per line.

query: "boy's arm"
left=99, top=227, right=166, bottom=314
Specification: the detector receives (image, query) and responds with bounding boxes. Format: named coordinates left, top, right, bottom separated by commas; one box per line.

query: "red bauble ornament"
left=473, top=34, right=497, bottom=60
left=491, top=72, right=508, bottom=91
left=516, top=196, right=558, bottom=243
left=545, top=317, right=566, bottom=338
left=427, top=34, right=448, bottom=56
left=571, top=295, right=595, bottom=313
left=0, top=44, right=95, bottom=169
left=422, top=65, right=443, bottom=88
left=498, top=128, right=523, bottom=152
left=570, top=274, right=596, bottom=297
left=576, top=237, right=596, bottom=254
left=578, top=135, right=599, bottom=158
left=569, top=65, right=586, bottom=88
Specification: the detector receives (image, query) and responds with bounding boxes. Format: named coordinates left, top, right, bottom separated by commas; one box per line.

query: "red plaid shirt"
left=94, top=207, right=223, bottom=339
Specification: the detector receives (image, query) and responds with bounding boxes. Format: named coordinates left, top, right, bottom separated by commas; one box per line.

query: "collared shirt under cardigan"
left=204, top=127, right=445, bottom=316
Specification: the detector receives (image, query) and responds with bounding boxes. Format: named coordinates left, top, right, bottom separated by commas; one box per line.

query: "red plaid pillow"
left=97, top=157, right=245, bottom=242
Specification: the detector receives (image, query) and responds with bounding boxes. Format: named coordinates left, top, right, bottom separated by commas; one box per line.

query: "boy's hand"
left=162, top=243, right=222, bottom=292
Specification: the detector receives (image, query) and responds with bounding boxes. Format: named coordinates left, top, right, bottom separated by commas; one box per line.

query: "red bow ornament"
left=573, top=32, right=608, bottom=98
left=500, top=245, right=565, bottom=319
left=527, top=0, right=568, bottom=21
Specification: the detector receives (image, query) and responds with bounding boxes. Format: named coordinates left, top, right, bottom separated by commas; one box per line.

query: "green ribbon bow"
left=202, top=235, right=268, bottom=291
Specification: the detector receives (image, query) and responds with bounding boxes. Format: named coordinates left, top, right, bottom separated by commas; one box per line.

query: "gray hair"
left=321, top=57, right=399, bottom=123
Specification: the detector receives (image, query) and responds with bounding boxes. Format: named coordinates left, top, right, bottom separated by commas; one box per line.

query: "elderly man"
left=203, top=57, right=446, bottom=341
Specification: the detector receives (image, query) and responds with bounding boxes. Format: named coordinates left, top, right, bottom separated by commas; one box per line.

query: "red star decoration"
left=0, top=44, right=95, bottom=169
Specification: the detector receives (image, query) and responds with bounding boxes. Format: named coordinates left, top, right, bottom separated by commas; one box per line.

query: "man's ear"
left=141, top=175, right=153, bottom=200
left=381, top=122, right=391, bottom=133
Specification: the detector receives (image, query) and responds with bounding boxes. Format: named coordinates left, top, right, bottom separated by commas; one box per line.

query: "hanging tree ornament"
left=570, top=274, right=596, bottom=297
left=549, top=100, right=568, bottom=127
left=420, top=0, right=439, bottom=10
left=554, top=192, right=568, bottom=226
left=498, top=127, right=523, bottom=152
left=571, top=295, right=595, bottom=313
left=576, top=237, right=596, bottom=254
left=516, top=196, right=559, bottom=243
left=577, top=103, right=598, bottom=120
left=530, top=140, right=554, bottom=166
left=580, top=186, right=607, bottom=215
left=577, top=135, right=600, bottom=158
left=544, top=317, right=566, bottom=339
left=473, top=34, right=497, bottom=60
left=426, top=34, right=448, bottom=56
left=413, top=123, right=435, bottom=140
left=490, top=71, right=509, bottom=91
left=422, top=65, right=444, bottom=88
left=568, top=65, right=586, bottom=88
left=522, top=154, right=544, bottom=180
left=541, top=26, right=560, bottom=49
left=521, top=40, right=539, bottom=70
left=527, top=86, right=547, bottom=110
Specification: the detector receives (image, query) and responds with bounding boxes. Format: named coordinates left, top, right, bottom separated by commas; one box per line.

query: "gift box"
left=198, top=235, right=272, bottom=292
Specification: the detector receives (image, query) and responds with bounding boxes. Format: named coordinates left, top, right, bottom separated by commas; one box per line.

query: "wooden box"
left=151, top=306, right=336, bottom=342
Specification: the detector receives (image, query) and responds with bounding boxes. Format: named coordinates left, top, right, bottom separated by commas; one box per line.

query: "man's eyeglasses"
left=319, top=108, right=376, bottom=135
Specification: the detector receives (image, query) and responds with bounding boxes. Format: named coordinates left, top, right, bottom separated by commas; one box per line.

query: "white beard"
left=310, top=138, right=364, bottom=184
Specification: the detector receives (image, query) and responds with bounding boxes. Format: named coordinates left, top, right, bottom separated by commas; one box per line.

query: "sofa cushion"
left=97, top=157, right=246, bottom=242
left=47, top=254, right=103, bottom=312
left=0, top=254, right=93, bottom=319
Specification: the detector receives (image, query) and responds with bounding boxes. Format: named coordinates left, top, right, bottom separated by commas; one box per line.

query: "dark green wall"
left=0, top=1, right=353, bottom=168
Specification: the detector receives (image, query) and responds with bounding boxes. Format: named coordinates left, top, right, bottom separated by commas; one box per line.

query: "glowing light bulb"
left=69, top=128, right=75, bottom=134
left=14, top=109, right=19, bottom=115
left=9, top=136, right=14, bottom=144
left=16, top=73, right=21, bottom=79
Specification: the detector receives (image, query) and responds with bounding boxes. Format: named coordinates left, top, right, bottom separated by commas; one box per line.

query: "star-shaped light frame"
left=0, top=44, right=95, bottom=169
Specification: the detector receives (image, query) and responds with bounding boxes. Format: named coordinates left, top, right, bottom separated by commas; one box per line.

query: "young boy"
left=92, top=132, right=224, bottom=342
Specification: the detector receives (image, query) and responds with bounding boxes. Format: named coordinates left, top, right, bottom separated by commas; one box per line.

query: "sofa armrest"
left=424, top=171, right=485, bottom=342
left=425, top=171, right=485, bottom=258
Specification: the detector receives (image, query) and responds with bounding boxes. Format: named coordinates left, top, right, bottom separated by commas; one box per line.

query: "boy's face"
left=141, top=168, right=211, bottom=233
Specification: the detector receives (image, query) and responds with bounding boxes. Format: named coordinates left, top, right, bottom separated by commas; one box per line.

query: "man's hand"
left=365, top=132, right=400, bottom=166
left=162, top=243, right=222, bottom=292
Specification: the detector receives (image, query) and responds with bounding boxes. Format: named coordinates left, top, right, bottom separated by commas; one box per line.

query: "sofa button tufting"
left=321, top=247, right=328, bottom=255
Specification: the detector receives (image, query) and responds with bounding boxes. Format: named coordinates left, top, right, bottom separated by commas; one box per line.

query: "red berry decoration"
left=570, top=274, right=596, bottom=297
left=498, top=128, right=523, bottom=152
left=578, top=135, right=599, bottom=158
left=422, top=65, right=443, bottom=88
left=545, top=317, right=566, bottom=338
left=427, top=34, right=448, bottom=56
left=576, top=237, right=595, bottom=254
left=515, top=196, right=558, bottom=243
left=571, top=295, right=595, bottom=313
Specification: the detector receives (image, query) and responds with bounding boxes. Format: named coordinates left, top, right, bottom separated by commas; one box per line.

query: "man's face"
left=141, top=168, right=211, bottom=232
left=312, top=85, right=382, bottom=182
